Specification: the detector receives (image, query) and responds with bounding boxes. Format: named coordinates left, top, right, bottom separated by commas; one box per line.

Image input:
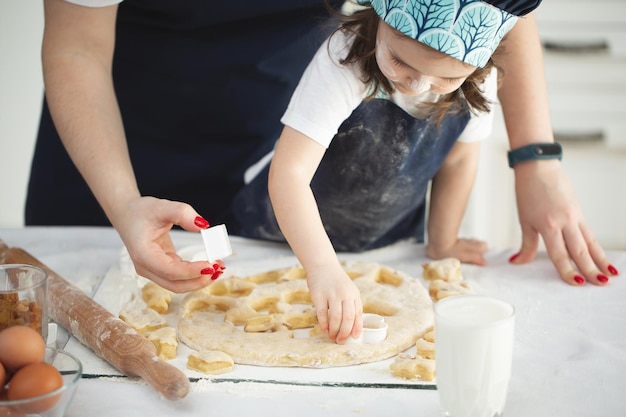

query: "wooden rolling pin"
left=0, top=240, right=190, bottom=401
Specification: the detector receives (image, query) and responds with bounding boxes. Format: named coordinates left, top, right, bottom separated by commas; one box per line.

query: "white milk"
left=434, top=295, right=515, bottom=417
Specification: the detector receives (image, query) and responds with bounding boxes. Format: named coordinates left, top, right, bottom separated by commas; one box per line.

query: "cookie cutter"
left=345, top=313, right=388, bottom=344
left=200, top=224, right=233, bottom=262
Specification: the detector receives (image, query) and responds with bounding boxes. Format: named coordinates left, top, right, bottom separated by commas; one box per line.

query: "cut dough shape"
left=428, top=279, right=474, bottom=301
left=147, top=326, right=178, bottom=360
left=187, top=350, right=234, bottom=374
left=422, top=330, right=435, bottom=343
left=119, top=295, right=167, bottom=334
left=415, top=337, right=435, bottom=360
left=142, top=281, right=173, bottom=314
left=422, top=258, right=462, bottom=282
left=390, top=353, right=436, bottom=381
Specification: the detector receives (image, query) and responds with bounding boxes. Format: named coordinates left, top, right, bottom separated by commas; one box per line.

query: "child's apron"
left=233, top=99, right=471, bottom=251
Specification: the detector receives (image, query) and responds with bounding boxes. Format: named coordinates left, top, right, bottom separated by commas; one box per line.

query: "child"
left=232, top=0, right=542, bottom=343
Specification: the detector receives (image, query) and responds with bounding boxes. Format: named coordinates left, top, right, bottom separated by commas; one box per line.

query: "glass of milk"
left=434, top=295, right=515, bottom=417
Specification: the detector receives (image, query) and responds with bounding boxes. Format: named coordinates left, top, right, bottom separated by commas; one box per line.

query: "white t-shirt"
left=281, top=30, right=498, bottom=149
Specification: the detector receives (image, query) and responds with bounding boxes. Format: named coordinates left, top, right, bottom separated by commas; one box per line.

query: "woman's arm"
left=42, top=0, right=217, bottom=291
left=426, top=141, right=487, bottom=265
left=493, top=13, right=553, bottom=148
left=494, top=13, right=617, bottom=285
left=43, top=0, right=136, bottom=221
left=269, top=126, right=363, bottom=343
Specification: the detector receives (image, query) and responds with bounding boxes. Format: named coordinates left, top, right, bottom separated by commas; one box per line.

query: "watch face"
left=534, top=144, right=561, bottom=156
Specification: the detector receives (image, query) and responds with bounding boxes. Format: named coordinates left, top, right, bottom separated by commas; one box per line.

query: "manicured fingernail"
left=508, top=253, right=520, bottom=263
left=194, top=216, right=210, bottom=229
left=201, top=267, right=214, bottom=275
left=608, top=264, right=619, bottom=275
left=597, top=274, right=609, bottom=283
left=573, top=275, right=585, bottom=285
left=211, top=271, right=223, bottom=281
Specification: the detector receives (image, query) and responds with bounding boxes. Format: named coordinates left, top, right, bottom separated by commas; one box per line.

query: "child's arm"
left=426, top=141, right=487, bottom=265
left=268, top=126, right=363, bottom=344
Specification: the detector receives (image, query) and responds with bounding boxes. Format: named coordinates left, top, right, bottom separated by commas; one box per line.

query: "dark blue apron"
left=232, top=99, right=471, bottom=251
left=26, top=0, right=339, bottom=225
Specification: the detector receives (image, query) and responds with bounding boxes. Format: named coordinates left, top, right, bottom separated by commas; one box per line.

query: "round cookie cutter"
left=345, top=313, right=388, bottom=344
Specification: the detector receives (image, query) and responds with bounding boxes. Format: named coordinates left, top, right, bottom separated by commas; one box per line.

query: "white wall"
left=0, top=1, right=44, bottom=227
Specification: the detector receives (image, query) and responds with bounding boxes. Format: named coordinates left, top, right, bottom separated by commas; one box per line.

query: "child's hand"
left=306, top=264, right=363, bottom=344
left=426, top=238, right=488, bottom=266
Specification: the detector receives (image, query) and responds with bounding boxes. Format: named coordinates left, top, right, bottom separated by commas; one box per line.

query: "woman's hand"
left=112, top=196, right=224, bottom=293
left=306, top=264, right=363, bottom=344
left=426, top=238, right=488, bottom=266
left=511, top=161, right=619, bottom=286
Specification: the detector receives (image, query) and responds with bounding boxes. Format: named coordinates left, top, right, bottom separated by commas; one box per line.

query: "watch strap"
left=507, top=142, right=563, bottom=168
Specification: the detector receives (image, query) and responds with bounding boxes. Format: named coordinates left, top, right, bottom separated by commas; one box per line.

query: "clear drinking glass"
left=435, top=295, right=515, bottom=417
left=0, top=263, right=49, bottom=341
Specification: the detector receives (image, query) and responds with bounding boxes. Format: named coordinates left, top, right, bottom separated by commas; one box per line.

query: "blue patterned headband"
left=359, top=0, right=542, bottom=67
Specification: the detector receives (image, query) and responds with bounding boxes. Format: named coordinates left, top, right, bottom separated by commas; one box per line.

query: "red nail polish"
left=508, top=253, right=520, bottom=263
left=211, top=271, right=223, bottom=281
left=194, top=216, right=210, bottom=229
left=201, top=267, right=214, bottom=275
left=573, top=275, right=585, bottom=285
left=597, top=274, right=609, bottom=283
left=608, top=264, right=619, bottom=275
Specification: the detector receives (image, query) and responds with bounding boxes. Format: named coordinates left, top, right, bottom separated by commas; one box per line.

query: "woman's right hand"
left=112, top=196, right=224, bottom=293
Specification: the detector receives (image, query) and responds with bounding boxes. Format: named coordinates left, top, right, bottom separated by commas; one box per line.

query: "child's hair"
left=331, top=7, right=502, bottom=123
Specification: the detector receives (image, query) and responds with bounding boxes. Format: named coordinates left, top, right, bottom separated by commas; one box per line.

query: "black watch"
left=507, top=142, right=562, bottom=168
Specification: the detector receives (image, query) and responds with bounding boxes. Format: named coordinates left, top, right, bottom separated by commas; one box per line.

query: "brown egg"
left=7, top=362, right=63, bottom=414
left=0, top=326, right=45, bottom=372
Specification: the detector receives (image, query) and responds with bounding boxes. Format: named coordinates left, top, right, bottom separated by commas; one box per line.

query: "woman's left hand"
left=511, top=160, right=618, bottom=286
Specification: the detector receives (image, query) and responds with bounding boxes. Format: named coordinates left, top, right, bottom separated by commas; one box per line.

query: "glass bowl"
left=0, top=348, right=82, bottom=417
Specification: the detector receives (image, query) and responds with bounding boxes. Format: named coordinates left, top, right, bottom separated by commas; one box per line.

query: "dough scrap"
left=147, top=326, right=178, bottom=360
left=422, top=257, right=462, bottom=282
left=429, top=279, right=474, bottom=301
left=187, top=350, right=234, bottom=374
left=423, top=330, right=435, bottom=343
left=415, top=337, right=435, bottom=360
left=119, top=295, right=167, bottom=334
left=390, top=353, right=436, bottom=381
left=142, top=281, right=173, bottom=314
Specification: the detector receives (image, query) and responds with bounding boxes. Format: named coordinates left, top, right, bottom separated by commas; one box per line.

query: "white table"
left=1, top=227, right=624, bottom=417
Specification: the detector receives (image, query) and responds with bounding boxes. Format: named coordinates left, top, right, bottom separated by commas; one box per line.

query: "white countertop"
left=1, top=227, right=624, bottom=417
